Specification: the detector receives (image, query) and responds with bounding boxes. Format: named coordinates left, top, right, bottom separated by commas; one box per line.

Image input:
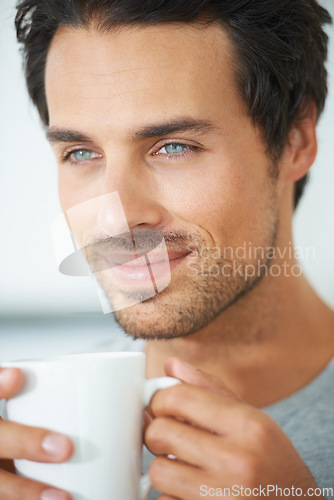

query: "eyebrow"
left=132, top=118, right=217, bottom=140
left=46, top=129, right=91, bottom=144
left=46, top=118, right=217, bottom=144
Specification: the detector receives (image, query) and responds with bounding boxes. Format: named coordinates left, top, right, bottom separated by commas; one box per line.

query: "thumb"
left=0, top=368, right=24, bottom=400
left=164, top=357, right=243, bottom=402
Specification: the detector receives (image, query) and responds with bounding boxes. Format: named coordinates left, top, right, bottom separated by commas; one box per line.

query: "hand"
left=145, top=358, right=320, bottom=500
left=0, top=367, right=73, bottom=500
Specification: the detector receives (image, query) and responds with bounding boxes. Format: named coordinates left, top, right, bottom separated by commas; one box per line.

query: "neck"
left=145, top=255, right=334, bottom=407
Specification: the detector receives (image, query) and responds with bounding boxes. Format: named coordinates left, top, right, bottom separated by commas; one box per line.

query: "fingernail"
left=41, top=489, right=70, bottom=500
left=42, top=433, right=71, bottom=457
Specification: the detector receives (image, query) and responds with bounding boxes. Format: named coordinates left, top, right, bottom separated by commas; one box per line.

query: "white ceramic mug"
left=3, top=352, right=180, bottom=500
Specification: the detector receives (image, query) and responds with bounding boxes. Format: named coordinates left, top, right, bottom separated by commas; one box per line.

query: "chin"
left=113, top=292, right=212, bottom=341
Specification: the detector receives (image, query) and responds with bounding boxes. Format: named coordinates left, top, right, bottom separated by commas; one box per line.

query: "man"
left=0, top=0, right=333, bottom=499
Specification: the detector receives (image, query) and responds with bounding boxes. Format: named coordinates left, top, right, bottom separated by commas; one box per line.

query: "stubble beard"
left=94, top=178, right=279, bottom=340
left=98, top=233, right=279, bottom=341
left=112, top=233, right=278, bottom=340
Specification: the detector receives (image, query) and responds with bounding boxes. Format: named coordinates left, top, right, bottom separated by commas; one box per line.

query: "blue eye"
left=72, top=149, right=101, bottom=162
left=153, top=142, right=199, bottom=160
left=163, top=144, right=188, bottom=154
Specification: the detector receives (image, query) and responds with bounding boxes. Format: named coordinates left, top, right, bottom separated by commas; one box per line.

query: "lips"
left=112, top=250, right=189, bottom=267
left=103, top=251, right=191, bottom=290
left=84, top=227, right=193, bottom=290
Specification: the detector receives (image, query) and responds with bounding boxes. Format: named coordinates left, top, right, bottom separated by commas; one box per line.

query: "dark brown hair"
left=15, top=0, right=332, bottom=207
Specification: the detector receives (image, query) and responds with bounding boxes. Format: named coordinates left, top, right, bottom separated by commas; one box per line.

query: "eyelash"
left=152, top=142, right=199, bottom=161
left=61, top=142, right=200, bottom=165
left=61, top=149, right=101, bottom=164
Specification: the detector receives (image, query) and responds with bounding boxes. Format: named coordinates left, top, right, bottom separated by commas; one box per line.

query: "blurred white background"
left=0, top=0, right=333, bottom=355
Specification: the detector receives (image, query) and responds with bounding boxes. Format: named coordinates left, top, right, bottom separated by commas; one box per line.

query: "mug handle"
left=139, top=376, right=181, bottom=500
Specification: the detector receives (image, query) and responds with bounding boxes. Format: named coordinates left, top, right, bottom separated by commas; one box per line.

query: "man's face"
left=46, top=22, right=279, bottom=339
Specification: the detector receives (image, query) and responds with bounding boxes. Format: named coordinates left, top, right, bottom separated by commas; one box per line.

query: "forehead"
left=45, top=22, right=243, bottom=131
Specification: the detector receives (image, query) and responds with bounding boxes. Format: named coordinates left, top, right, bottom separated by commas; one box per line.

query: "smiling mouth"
left=98, top=251, right=192, bottom=289
left=87, top=247, right=191, bottom=270
left=114, top=252, right=190, bottom=269
left=114, top=249, right=190, bottom=265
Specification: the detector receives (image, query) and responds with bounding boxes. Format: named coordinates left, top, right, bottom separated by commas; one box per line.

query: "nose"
left=97, top=192, right=131, bottom=237
left=97, top=158, right=163, bottom=236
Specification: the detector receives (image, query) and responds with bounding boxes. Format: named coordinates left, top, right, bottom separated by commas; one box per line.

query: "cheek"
left=58, top=169, right=96, bottom=244
left=58, top=168, right=76, bottom=213
left=158, top=153, right=275, bottom=247
left=58, top=166, right=100, bottom=214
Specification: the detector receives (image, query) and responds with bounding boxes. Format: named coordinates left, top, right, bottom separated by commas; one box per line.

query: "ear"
left=280, top=101, right=318, bottom=183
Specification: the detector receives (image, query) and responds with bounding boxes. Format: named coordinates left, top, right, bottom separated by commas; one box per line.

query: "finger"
left=149, top=456, right=211, bottom=500
left=144, top=411, right=152, bottom=432
left=146, top=416, right=261, bottom=480
left=0, top=369, right=25, bottom=399
left=164, top=358, right=242, bottom=401
left=0, top=420, right=74, bottom=462
left=151, top=383, right=252, bottom=435
left=0, top=468, right=72, bottom=500
left=145, top=416, right=218, bottom=469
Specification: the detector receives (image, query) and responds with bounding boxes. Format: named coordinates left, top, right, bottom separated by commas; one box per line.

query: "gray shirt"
left=263, top=359, right=334, bottom=495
